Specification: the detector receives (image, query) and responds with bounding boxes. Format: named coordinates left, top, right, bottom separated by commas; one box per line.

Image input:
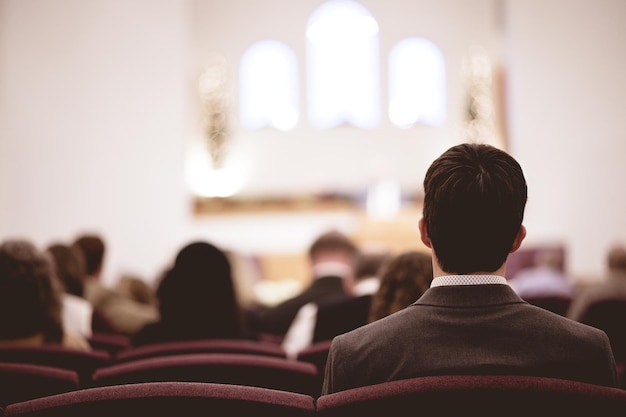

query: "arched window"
left=388, top=37, right=446, bottom=128
left=306, top=0, right=380, bottom=129
left=239, top=40, right=299, bottom=131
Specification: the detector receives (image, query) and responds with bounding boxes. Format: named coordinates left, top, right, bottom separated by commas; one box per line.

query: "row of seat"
left=3, top=375, right=626, bottom=417
left=0, top=339, right=332, bottom=406
left=0, top=338, right=331, bottom=372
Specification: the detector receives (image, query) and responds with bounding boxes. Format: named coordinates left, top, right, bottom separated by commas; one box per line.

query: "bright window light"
left=186, top=151, right=245, bottom=198
left=389, top=37, right=446, bottom=128
left=307, top=0, right=380, bottom=129
left=240, top=40, right=299, bottom=130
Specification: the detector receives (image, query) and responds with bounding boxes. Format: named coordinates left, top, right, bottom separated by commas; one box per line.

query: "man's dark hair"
left=422, top=143, right=527, bottom=274
left=72, top=234, right=105, bottom=276
left=47, top=243, right=87, bottom=297
left=608, top=244, right=626, bottom=273
left=308, top=230, right=358, bottom=261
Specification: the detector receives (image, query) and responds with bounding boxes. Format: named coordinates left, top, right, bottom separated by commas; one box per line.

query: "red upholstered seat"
left=0, top=345, right=111, bottom=386
left=0, top=362, right=79, bottom=407
left=115, top=338, right=286, bottom=363
left=316, top=375, right=626, bottom=416
left=92, top=353, right=320, bottom=396
left=88, top=333, right=131, bottom=355
left=506, top=244, right=566, bottom=279
left=295, top=339, right=332, bottom=376
left=577, top=298, right=626, bottom=386
left=3, top=381, right=315, bottom=417
left=522, top=295, right=572, bottom=316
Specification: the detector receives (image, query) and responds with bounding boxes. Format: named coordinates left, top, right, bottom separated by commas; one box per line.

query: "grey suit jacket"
left=258, top=276, right=346, bottom=335
left=322, top=284, right=618, bottom=395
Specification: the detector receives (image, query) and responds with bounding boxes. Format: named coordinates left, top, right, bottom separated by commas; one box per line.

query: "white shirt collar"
left=354, top=277, right=380, bottom=296
left=312, top=261, right=352, bottom=279
left=430, top=275, right=508, bottom=288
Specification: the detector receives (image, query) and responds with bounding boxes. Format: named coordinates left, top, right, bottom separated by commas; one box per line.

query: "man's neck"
left=312, top=261, right=352, bottom=279
left=433, top=260, right=507, bottom=279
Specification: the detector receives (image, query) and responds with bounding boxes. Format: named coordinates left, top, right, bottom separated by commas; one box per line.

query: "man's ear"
left=418, top=218, right=432, bottom=249
left=510, top=225, right=527, bottom=253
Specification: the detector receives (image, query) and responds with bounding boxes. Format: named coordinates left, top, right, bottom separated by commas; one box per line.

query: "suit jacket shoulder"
left=322, top=284, right=617, bottom=394
left=259, top=276, right=346, bottom=335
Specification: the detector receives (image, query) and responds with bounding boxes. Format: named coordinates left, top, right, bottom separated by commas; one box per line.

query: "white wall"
left=506, top=0, right=626, bottom=280
left=1, top=0, right=625, bottom=284
left=0, top=0, right=193, bottom=283
left=191, top=0, right=500, bottom=196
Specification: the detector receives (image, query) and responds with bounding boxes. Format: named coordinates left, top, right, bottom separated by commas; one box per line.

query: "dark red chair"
left=0, top=362, right=79, bottom=407
left=317, top=375, right=626, bottom=416
left=0, top=345, right=111, bottom=386
left=3, top=382, right=315, bottom=417
left=88, top=332, right=131, bottom=355
left=523, top=295, right=572, bottom=316
left=295, top=339, right=332, bottom=375
left=92, top=353, right=320, bottom=396
left=115, top=338, right=286, bottom=363
left=506, top=244, right=566, bottom=279
left=577, top=298, right=626, bottom=386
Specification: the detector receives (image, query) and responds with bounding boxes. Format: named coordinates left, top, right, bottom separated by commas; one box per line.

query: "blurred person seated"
left=282, top=249, right=390, bottom=358
left=46, top=243, right=94, bottom=339
left=568, top=244, right=626, bottom=321
left=256, top=230, right=359, bottom=338
left=131, top=241, right=253, bottom=346
left=322, top=143, right=617, bottom=395
left=0, top=239, right=89, bottom=351
left=368, top=250, right=433, bottom=323
left=72, top=234, right=158, bottom=335
left=115, top=274, right=158, bottom=307
left=509, top=248, right=574, bottom=300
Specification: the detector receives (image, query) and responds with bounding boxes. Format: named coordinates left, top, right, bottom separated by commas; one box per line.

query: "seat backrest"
left=88, top=332, right=131, bottom=355
left=0, top=362, right=79, bottom=407
left=316, top=375, right=626, bottom=416
left=115, top=338, right=286, bottom=363
left=0, top=345, right=111, bottom=386
left=523, top=295, right=572, bottom=316
left=578, top=298, right=626, bottom=363
left=3, top=381, right=315, bottom=417
left=295, top=339, right=332, bottom=376
left=92, top=353, right=320, bottom=396
left=507, top=244, right=566, bottom=279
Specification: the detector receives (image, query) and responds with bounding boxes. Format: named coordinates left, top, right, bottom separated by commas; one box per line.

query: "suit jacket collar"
left=414, top=284, right=526, bottom=308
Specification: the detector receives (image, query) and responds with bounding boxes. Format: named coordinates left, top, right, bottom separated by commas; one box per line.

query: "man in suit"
left=281, top=249, right=389, bottom=358
left=567, top=244, right=626, bottom=322
left=321, top=143, right=618, bottom=395
left=257, top=229, right=359, bottom=337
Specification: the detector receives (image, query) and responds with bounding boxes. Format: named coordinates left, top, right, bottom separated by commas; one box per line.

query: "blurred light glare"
left=388, top=97, right=417, bottom=128
left=307, top=0, right=380, bottom=129
left=240, top=40, right=299, bottom=130
left=366, top=180, right=401, bottom=220
left=388, top=37, right=446, bottom=127
left=307, top=14, right=378, bottom=44
left=272, top=106, right=299, bottom=131
left=187, top=155, right=244, bottom=198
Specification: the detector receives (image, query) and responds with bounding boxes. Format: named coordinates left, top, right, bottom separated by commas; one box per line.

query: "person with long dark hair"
left=132, top=241, right=249, bottom=345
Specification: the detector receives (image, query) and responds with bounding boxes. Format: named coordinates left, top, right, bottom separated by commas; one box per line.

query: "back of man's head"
left=422, top=143, right=527, bottom=274
left=72, top=234, right=105, bottom=277
left=607, top=244, right=626, bottom=274
left=354, top=251, right=390, bottom=282
left=308, top=230, right=358, bottom=265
